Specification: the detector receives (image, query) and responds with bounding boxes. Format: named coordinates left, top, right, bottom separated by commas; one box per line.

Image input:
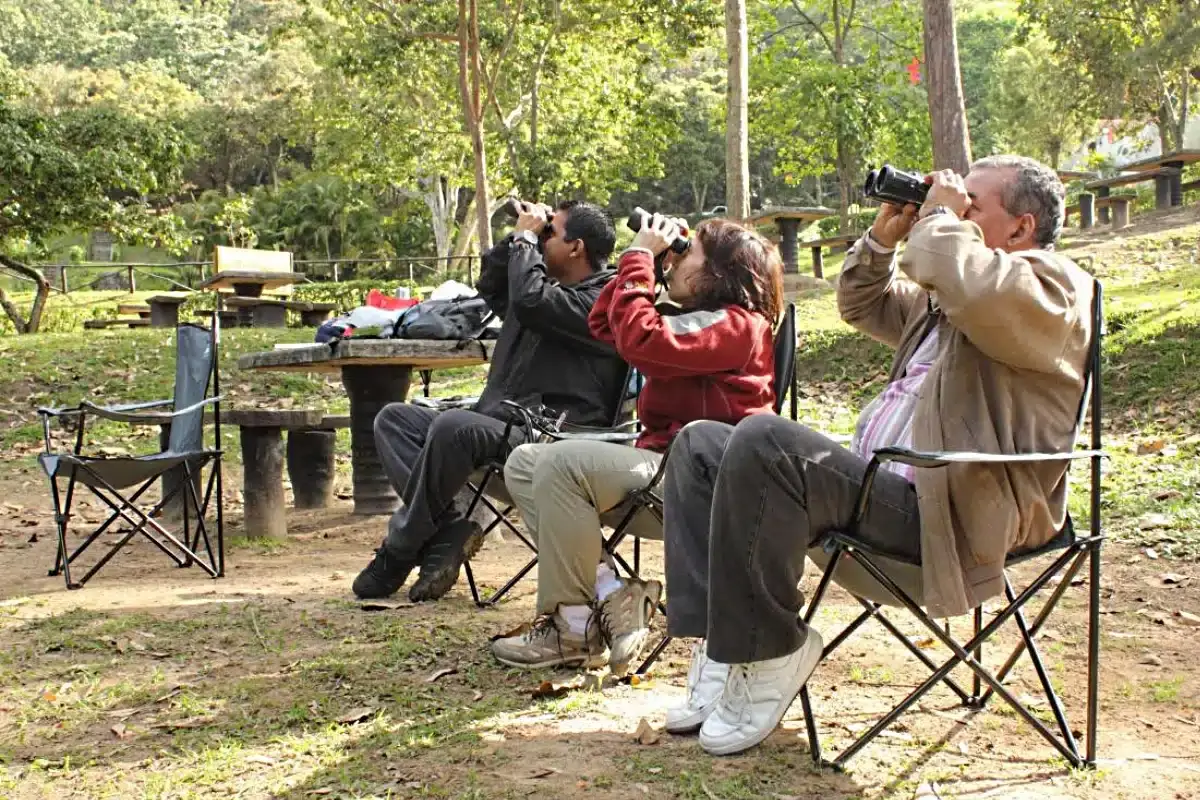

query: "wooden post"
left=1079, top=193, right=1095, bottom=230
left=60, top=267, right=68, bottom=294
left=127, top=265, right=136, bottom=293
left=287, top=429, right=337, bottom=509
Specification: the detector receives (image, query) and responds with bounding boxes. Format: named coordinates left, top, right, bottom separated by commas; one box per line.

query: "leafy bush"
left=817, top=209, right=878, bottom=238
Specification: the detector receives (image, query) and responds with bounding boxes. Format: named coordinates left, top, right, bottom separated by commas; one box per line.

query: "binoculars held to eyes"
left=627, top=207, right=691, bottom=255
left=863, top=165, right=929, bottom=207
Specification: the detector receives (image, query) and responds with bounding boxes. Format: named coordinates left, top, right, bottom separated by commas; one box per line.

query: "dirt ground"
left=1, top=458, right=1199, bottom=800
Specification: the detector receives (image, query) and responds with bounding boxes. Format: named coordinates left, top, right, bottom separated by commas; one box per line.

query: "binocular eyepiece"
left=863, top=165, right=929, bottom=207
left=626, top=206, right=691, bottom=255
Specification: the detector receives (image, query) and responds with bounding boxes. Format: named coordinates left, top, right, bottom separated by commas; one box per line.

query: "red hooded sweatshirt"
left=588, top=249, right=777, bottom=452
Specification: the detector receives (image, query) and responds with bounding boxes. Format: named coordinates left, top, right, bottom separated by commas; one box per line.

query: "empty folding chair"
left=795, top=280, right=1106, bottom=769
left=37, top=318, right=226, bottom=589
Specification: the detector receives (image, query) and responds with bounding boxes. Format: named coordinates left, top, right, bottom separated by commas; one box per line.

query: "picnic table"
left=196, top=269, right=307, bottom=298
left=238, top=339, right=490, bottom=515
left=745, top=206, right=837, bottom=276
left=1117, top=149, right=1200, bottom=209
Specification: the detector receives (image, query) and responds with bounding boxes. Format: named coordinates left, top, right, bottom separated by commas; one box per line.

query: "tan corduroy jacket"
left=836, top=213, right=1094, bottom=618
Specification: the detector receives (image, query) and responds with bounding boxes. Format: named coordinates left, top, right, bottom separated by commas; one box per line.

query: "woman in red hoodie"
left=492, top=213, right=785, bottom=675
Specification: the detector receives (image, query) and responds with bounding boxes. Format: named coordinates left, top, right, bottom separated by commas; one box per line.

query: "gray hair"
left=970, top=155, right=1066, bottom=248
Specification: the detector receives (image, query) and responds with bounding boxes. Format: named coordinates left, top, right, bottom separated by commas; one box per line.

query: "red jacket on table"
left=587, top=249, right=777, bottom=452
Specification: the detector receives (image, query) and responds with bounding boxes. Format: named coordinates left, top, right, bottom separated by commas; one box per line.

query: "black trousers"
left=374, top=404, right=525, bottom=558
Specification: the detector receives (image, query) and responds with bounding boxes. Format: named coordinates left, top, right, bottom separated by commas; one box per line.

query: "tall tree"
left=725, top=0, right=751, bottom=219
left=922, top=0, right=971, bottom=171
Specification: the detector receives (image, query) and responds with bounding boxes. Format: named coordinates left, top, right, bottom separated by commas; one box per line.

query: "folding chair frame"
left=797, top=282, right=1106, bottom=770
left=39, top=317, right=226, bottom=589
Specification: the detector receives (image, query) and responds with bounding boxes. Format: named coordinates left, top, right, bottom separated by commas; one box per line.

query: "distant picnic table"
left=238, top=339, right=489, bottom=515
left=746, top=206, right=837, bottom=277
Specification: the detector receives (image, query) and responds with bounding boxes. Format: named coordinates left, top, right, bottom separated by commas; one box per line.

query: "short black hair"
left=556, top=200, right=616, bottom=270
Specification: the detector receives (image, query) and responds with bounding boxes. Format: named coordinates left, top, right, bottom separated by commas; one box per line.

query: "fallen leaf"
left=358, top=599, right=415, bottom=611
left=335, top=707, right=377, bottom=725
left=245, top=755, right=276, bottom=765
left=1159, top=573, right=1190, bottom=587
left=1137, top=439, right=1167, bottom=455
left=42, top=691, right=57, bottom=703
left=1155, top=490, right=1183, bottom=502
left=633, top=718, right=661, bottom=745
left=490, top=621, right=531, bottom=642
left=1141, top=654, right=1164, bottom=666
left=110, top=723, right=130, bottom=739
left=1139, top=516, right=1172, bottom=531
left=425, top=667, right=457, bottom=683
left=306, top=789, right=334, bottom=796
left=957, top=742, right=969, bottom=755
left=531, top=679, right=573, bottom=700
left=472, top=690, right=484, bottom=702
left=913, top=636, right=937, bottom=649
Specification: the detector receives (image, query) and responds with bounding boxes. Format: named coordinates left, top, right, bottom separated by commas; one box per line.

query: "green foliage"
left=817, top=210, right=878, bottom=237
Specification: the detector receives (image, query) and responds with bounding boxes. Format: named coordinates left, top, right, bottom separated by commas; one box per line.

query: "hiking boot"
left=491, top=610, right=608, bottom=669
left=408, top=520, right=485, bottom=602
left=665, top=640, right=730, bottom=734
left=352, top=541, right=418, bottom=599
left=699, top=629, right=824, bottom=756
left=594, top=578, right=663, bottom=676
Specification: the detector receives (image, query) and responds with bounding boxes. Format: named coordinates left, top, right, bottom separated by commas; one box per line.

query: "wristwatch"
left=513, top=229, right=540, bottom=246
left=920, top=204, right=955, bottom=220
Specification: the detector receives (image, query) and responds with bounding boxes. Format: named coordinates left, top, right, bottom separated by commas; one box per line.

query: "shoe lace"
left=685, top=644, right=708, bottom=704
left=723, top=664, right=755, bottom=724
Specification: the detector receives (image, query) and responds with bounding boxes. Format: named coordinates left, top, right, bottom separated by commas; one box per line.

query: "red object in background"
left=906, top=57, right=922, bottom=85
left=366, top=289, right=419, bottom=311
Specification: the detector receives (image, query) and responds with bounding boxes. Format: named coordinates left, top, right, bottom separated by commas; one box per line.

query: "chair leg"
left=1086, top=540, right=1102, bottom=765
left=47, top=476, right=77, bottom=589
left=970, top=605, right=983, bottom=704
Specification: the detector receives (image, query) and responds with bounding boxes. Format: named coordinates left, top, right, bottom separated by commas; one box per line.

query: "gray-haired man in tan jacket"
left=656, top=155, right=1095, bottom=756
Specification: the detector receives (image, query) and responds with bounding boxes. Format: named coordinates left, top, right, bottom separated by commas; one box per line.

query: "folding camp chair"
left=468, top=303, right=799, bottom=610
left=794, top=280, right=1106, bottom=769
left=459, top=365, right=639, bottom=607
left=37, top=318, right=226, bottom=589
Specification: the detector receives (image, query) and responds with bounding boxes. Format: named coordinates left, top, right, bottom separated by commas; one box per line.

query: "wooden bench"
left=1084, top=168, right=1180, bottom=222
left=145, top=293, right=191, bottom=328
left=192, top=309, right=240, bottom=327
left=225, top=410, right=351, bottom=537
left=808, top=233, right=860, bottom=278
left=83, top=318, right=151, bottom=330
left=116, top=303, right=152, bottom=319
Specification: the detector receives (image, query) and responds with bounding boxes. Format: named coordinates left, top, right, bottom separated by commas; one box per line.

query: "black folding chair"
left=471, top=303, right=799, bottom=612
left=37, top=318, right=226, bottom=589
left=795, top=280, right=1106, bottom=769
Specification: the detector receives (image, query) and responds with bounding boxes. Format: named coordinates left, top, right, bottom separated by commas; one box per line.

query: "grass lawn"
left=1, top=206, right=1199, bottom=799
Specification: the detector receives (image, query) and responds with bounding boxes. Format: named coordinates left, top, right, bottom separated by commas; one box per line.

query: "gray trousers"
left=664, top=415, right=922, bottom=664
left=374, top=404, right=524, bottom=559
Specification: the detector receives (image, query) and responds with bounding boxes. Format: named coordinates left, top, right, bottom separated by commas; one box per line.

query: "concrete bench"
left=297, top=302, right=338, bottom=327
left=1069, top=194, right=1134, bottom=230
left=192, top=309, right=240, bottom=328
left=145, top=294, right=191, bottom=328
left=116, top=303, right=152, bottom=319
left=807, top=233, right=859, bottom=279
left=83, top=318, right=151, bottom=330
left=225, top=410, right=351, bottom=537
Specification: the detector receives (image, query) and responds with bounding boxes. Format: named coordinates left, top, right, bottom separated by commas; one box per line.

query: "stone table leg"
left=287, top=429, right=336, bottom=509
left=238, top=425, right=287, bottom=538
left=1166, top=160, right=1184, bottom=207
left=150, top=302, right=180, bottom=328
left=777, top=218, right=800, bottom=274
left=252, top=304, right=288, bottom=328
left=341, top=365, right=412, bottom=515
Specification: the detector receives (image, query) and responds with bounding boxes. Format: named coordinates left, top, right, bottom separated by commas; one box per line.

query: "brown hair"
left=690, top=218, right=785, bottom=324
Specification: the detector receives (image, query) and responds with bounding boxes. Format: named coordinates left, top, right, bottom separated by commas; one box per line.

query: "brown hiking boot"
left=491, top=610, right=608, bottom=669
left=595, top=578, right=663, bottom=676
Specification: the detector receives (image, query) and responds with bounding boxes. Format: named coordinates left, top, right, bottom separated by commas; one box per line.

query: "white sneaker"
left=665, top=640, right=730, bottom=734
left=699, top=629, right=824, bottom=756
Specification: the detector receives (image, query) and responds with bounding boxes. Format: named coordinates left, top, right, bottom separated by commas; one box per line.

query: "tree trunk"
left=1178, top=69, right=1191, bottom=151
left=0, top=256, right=50, bottom=334
left=724, top=0, right=751, bottom=220
left=1158, top=100, right=1176, bottom=152
left=458, top=0, right=492, bottom=251
left=923, top=0, right=972, bottom=173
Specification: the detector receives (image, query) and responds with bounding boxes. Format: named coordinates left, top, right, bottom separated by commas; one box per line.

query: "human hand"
left=631, top=211, right=684, bottom=256
left=513, top=201, right=552, bottom=235
left=869, top=201, right=920, bottom=249
left=920, top=170, right=971, bottom=219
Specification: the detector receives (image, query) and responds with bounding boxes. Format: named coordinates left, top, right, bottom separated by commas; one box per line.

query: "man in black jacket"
left=352, top=201, right=626, bottom=602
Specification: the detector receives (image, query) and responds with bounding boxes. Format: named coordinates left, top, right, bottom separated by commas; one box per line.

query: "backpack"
left=391, top=296, right=497, bottom=341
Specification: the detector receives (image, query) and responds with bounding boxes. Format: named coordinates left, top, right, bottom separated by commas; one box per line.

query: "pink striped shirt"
left=850, top=329, right=940, bottom=482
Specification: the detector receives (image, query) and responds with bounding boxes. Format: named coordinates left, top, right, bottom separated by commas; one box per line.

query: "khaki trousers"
left=504, top=440, right=663, bottom=614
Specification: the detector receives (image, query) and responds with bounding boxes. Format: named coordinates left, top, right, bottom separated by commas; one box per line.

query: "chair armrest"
left=544, top=430, right=641, bottom=444
left=872, top=445, right=1107, bottom=470
left=37, top=405, right=84, bottom=418
left=39, top=398, right=176, bottom=419
left=411, top=396, right=478, bottom=411
left=79, top=396, right=223, bottom=426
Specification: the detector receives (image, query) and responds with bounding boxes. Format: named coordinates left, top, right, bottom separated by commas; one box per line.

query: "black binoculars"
left=863, top=165, right=929, bottom=207
left=626, top=207, right=691, bottom=255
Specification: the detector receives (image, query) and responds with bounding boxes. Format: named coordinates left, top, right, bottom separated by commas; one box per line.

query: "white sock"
left=558, top=604, right=592, bottom=635
left=595, top=562, right=623, bottom=602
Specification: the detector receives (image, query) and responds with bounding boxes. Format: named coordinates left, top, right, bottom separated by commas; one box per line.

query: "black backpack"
left=391, top=296, right=497, bottom=341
